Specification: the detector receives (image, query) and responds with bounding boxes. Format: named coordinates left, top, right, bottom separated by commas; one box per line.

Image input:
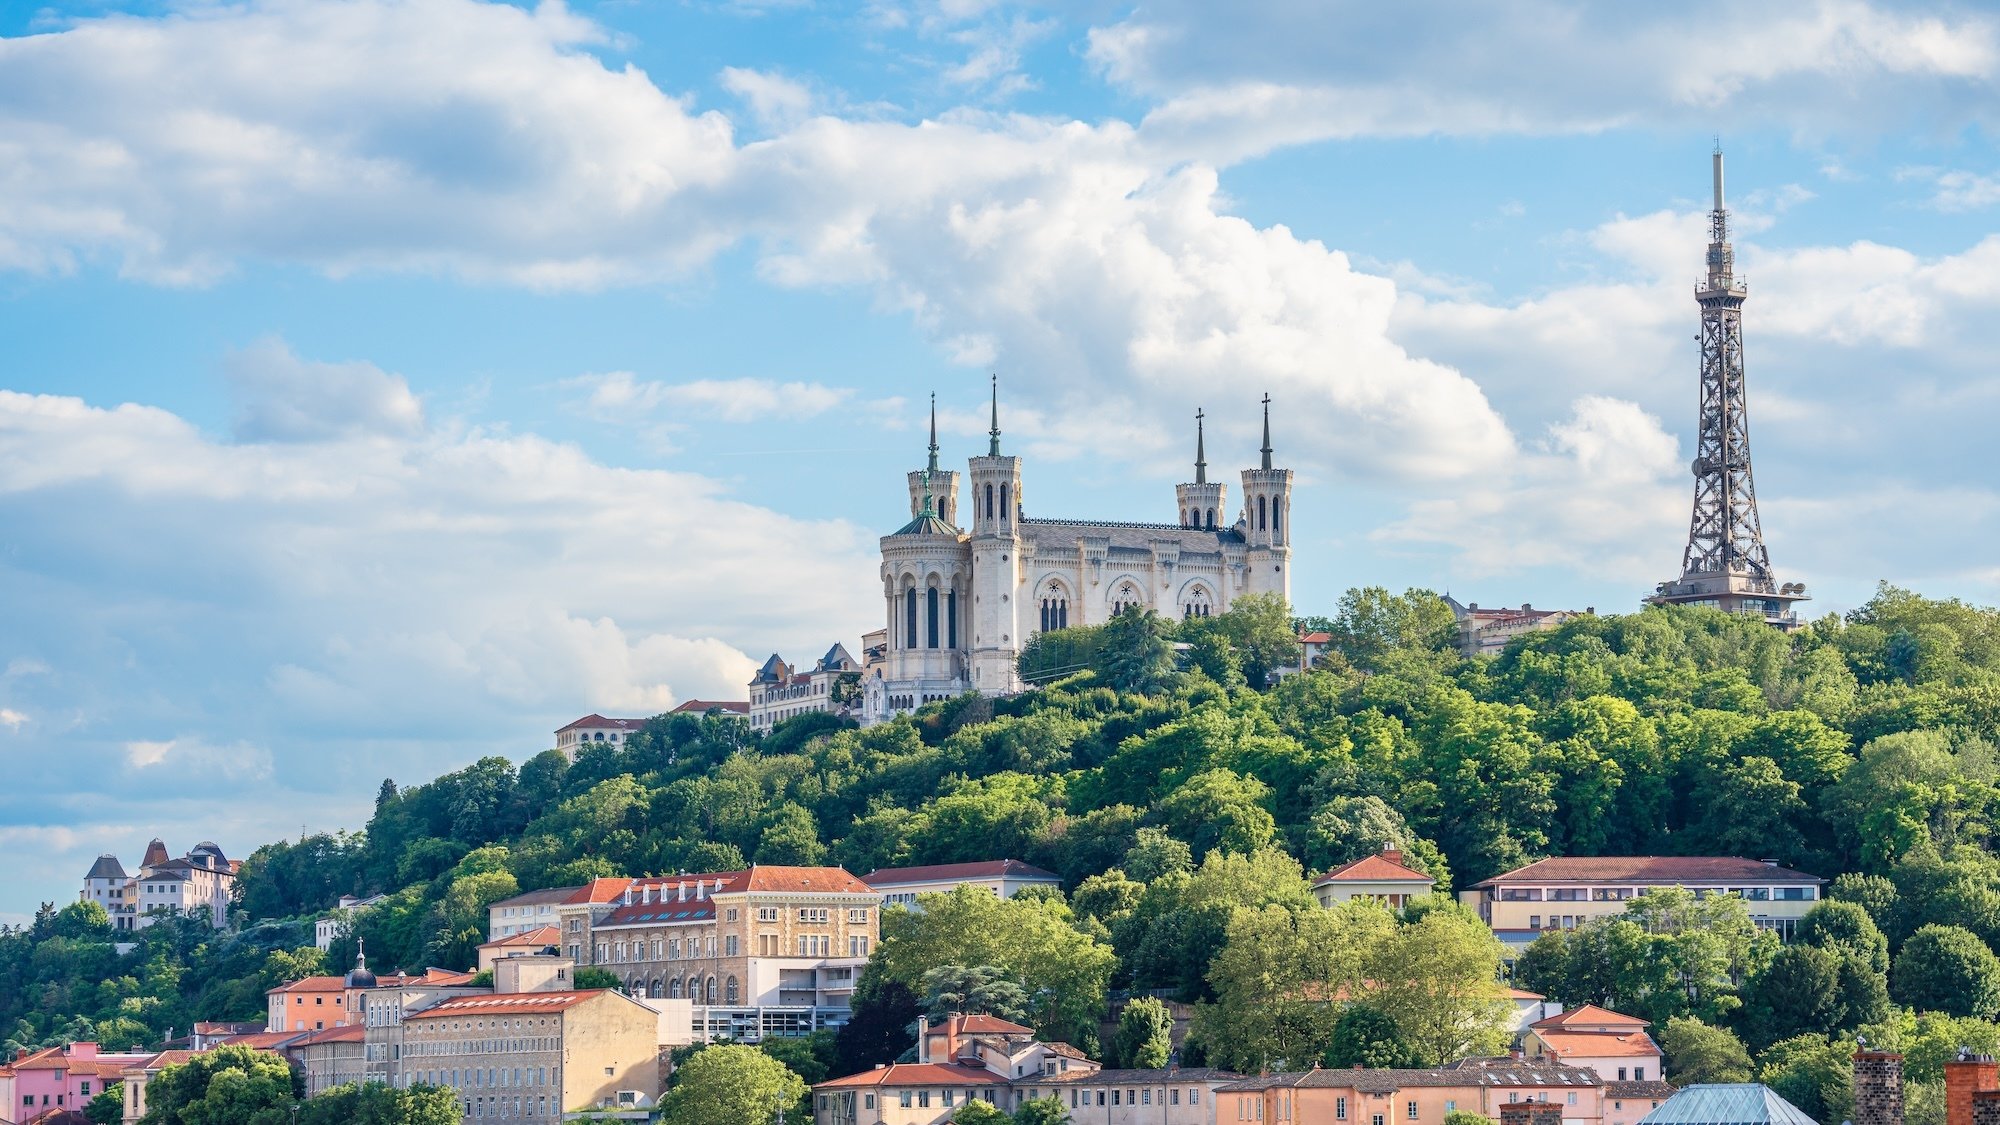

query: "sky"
left=1, top=0, right=1997, bottom=922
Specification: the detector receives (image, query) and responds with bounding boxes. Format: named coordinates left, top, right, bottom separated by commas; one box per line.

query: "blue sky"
left=2, top=0, right=1997, bottom=922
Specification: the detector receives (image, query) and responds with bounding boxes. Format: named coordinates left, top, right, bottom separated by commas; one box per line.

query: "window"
left=1446, top=1103, right=1456, bottom=1113
left=927, top=588, right=940, bottom=649
left=1144, top=1090, right=1153, bottom=1105
left=864, top=1095, right=875, bottom=1110
left=758, top=907, right=779, bottom=922
left=1192, top=1090, right=1201, bottom=1106
left=1372, top=1115, right=1384, bottom=1125
left=918, top=1092, right=931, bottom=1108
left=1618, top=1068, right=1627, bottom=1081
left=1635, top=1067, right=1646, bottom=1081
left=1113, top=1091, right=1121, bottom=1106
left=1337, top=1097, right=1347, bottom=1120
left=1258, top=495, right=1267, bottom=530
left=1409, top=1101, right=1419, bottom=1119
left=1172, top=1090, right=1181, bottom=1106
left=1528, top=915, right=1542, bottom=930
left=1568, top=1094, right=1578, bottom=1106
left=905, top=588, right=918, bottom=648
left=899, top=1092, right=912, bottom=1109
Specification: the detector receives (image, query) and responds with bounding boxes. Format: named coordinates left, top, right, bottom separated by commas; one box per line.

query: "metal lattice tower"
left=1650, top=150, right=1807, bottom=627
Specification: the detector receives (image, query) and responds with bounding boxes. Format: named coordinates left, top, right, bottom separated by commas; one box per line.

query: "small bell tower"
left=1240, top=393, right=1294, bottom=599
left=906, top=394, right=960, bottom=527
left=1175, top=408, right=1227, bottom=531
left=967, top=375, right=1023, bottom=693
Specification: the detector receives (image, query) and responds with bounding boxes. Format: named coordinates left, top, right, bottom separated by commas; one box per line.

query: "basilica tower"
left=1176, top=410, right=1228, bottom=531
left=905, top=395, right=960, bottom=526
left=1239, top=394, right=1294, bottom=600
left=967, top=376, right=1024, bottom=694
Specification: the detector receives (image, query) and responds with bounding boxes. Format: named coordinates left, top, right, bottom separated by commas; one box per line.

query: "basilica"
left=860, top=381, right=1295, bottom=724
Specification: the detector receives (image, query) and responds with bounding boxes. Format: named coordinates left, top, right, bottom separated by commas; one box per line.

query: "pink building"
left=0, top=1042, right=149, bottom=1121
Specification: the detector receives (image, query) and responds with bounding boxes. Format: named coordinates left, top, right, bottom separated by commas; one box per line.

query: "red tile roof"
left=1508, top=988, right=1546, bottom=1001
left=266, top=975, right=350, bottom=995
left=671, top=700, right=749, bottom=714
left=861, top=860, right=1059, bottom=885
left=941, top=1014, right=1035, bottom=1037
left=121, top=1050, right=196, bottom=1074
left=1298, top=632, right=1333, bottom=644
left=569, top=878, right=635, bottom=904
left=480, top=926, right=561, bottom=949
left=595, top=866, right=872, bottom=927
left=406, top=990, right=611, bottom=1020
left=816, top=1064, right=1007, bottom=1089
left=220, top=1032, right=310, bottom=1049
left=1533, top=1004, right=1649, bottom=1030
left=1534, top=1031, right=1661, bottom=1059
left=291, top=1025, right=367, bottom=1045
left=1315, top=850, right=1434, bottom=885
left=1473, top=856, right=1823, bottom=887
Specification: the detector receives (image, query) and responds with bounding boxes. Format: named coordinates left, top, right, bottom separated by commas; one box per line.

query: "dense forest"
left=4, top=584, right=1998, bottom=1123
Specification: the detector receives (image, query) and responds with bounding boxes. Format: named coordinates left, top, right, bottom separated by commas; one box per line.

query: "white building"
left=1310, top=848, right=1436, bottom=910
left=315, top=893, right=387, bottom=951
left=554, top=714, right=650, bottom=757
left=489, top=885, right=581, bottom=939
left=82, top=838, right=238, bottom=930
left=749, top=645, right=863, bottom=731
left=861, top=860, right=1063, bottom=909
left=864, top=386, right=1294, bottom=722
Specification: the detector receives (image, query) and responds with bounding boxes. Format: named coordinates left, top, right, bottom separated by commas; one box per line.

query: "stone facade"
left=865, top=390, right=1294, bottom=722
left=402, top=988, right=661, bottom=1122
left=81, top=839, right=238, bottom=931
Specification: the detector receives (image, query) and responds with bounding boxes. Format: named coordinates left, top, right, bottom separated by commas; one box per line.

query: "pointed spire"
left=987, top=374, right=1002, bottom=456
left=926, top=392, right=940, bottom=473
left=355, top=939, right=366, bottom=971
left=1260, top=393, right=1273, bottom=470
left=1194, top=408, right=1207, bottom=484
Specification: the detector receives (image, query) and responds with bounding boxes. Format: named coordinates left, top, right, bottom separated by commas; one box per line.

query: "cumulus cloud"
left=1089, top=0, right=2000, bottom=157
left=568, top=373, right=856, bottom=423
left=0, top=709, right=25, bottom=731
left=225, top=337, right=425, bottom=442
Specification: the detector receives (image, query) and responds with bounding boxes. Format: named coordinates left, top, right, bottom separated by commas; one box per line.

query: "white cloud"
left=569, top=373, right=856, bottom=423
left=124, top=739, right=173, bottom=767
left=1902, top=166, right=2000, bottom=212
left=720, top=67, right=815, bottom=131
left=225, top=337, right=425, bottom=442
left=1088, top=0, right=2000, bottom=156
left=0, top=709, right=25, bottom=731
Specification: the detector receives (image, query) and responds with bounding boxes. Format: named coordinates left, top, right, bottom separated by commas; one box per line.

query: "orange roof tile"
left=1533, top=1004, right=1649, bottom=1030
left=567, top=878, right=635, bottom=904
left=406, top=990, right=611, bottom=1019
left=1508, top=988, right=1546, bottom=1001
left=266, top=975, right=349, bottom=994
left=220, top=1032, right=308, bottom=1049
left=1534, top=1031, right=1661, bottom=1059
left=1315, top=851, right=1434, bottom=885
left=942, top=1014, right=1035, bottom=1036
left=1474, top=856, right=1822, bottom=887
left=291, top=1026, right=367, bottom=1045
left=480, top=926, right=561, bottom=949
left=816, top=1064, right=1007, bottom=1090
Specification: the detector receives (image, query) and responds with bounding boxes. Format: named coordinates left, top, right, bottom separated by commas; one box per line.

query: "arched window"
left=1273, top=498, right=1282, bottom=536
left=669, top=979, right=681, bottom=999
left=706, top=976, right=718, bottom=1005
left=926, top=587, right=940, bottom=649
left=1181, top=507, right=1189, bottom=527
left=904, top=587, right=918, bottom=648
left=985, top=483, right=995, bottom=519
left=1000, top=483, right=1010, bottom=523
left=1040, top=581, right=1070, bottom=633
left=1111, top=582, right=1142, bottom=616
left=650, top=978, right=662, bottom=998
left=726, top=977, right=740, bottom=1004
left=1183, top=586, right=1213, bottom=620
left=1206, top=508, right=1215, bottom=529
left=1258, top=495, right=1267, bottom=530
left=948, top=589, right=959, bottom=648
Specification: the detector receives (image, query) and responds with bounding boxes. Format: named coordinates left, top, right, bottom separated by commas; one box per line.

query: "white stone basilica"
left=861, top=380, right=1294, bottom=723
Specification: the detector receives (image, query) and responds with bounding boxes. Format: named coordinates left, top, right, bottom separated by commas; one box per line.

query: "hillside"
left=5, top=584, right=1999, bottom=1110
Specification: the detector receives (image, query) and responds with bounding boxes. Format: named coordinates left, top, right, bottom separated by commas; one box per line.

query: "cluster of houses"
left=46, top=840, right=1839, bottom=1125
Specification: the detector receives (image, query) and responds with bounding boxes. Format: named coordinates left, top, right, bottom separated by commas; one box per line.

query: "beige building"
left=119, top=1050, right=197, bottom=1125
left=82, top=839, right=239, bottom=931
left=861, top=860, right=1063, bottom=910
left=293, top=1025, right=367, bottom=1096
left=490, top=886, right=577, bottom=939
left=1037, top=1068, right=1242, bottom=1123
left=479, top=925, right=562, bottom=971
left=1444, top=597, right=1593, bottom=657
left=555, top=866, right=881, bottom=1041
left=815, top=1015, right=1115, bottom=1125
left=401, top=986, right=662, bottom=1121
left=553, top=714, right=650, bottom=758
left=749, top=645, right=863, bottom=730
left=1312, top=849, right=1436, bottom=910
left=1460, top=856, right=1824, bottom=948
left=1216, top=1058, right=1607, bottom=1125
left=1523, top=1006, right=1663, bottom=1085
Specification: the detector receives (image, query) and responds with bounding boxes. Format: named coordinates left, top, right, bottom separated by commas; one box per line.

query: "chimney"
left=917, top=1015, right=930, bottom=1064
left=1948, top=1052, right=1999, bottom=1125
left=1382, top=848, right=1404, bottom=865
left=1853, top=1048, right=1905, bottom=1125
left=1500, top=1104, right=1533, bottom=1125
left=1973, top=1090, right=2000, bottom=1125
left=1530, top=1106, right=1562, bottom=1125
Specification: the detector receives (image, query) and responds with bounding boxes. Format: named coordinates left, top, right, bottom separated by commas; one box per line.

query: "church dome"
left=345, top=942, right=378, bottom=989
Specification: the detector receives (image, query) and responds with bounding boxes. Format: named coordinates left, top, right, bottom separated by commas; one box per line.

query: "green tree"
left=1195, top=902, right=1388, bottom=1072
left=953, top=1101, right=1011, bottom=1124
left=299, top=1083, right=460, bottom=1125
left=1740, top=945, right=1845, bottom=1050
left=1758, top=1034, right=1854, bottom=1125
left=1362, top=910, right=1512, bottom=1066
left=1324, top=1004, right=1416, bottom=1069
left=922, top=965, right=1031, bottom=1023
left=658, top=1044, right=807, bottom=1125
left=1155, top=769, right=1277, bottom=858
left=1322, top=586, right=1459, bottom=672
left=1122, top=829, right=1193, bottom=883
left=1442, top=1114, right=1495, bottom=1125
left=85, top=1082, right=124, bottom=1125
left=1893, top=925, right=2000, bottom=1018
left=1114, top=997, right=1174, bottom=1069
left=1013, top=1097, right=1072, bottom=1125
left=1097, top=608, right=1176, bottom=694
left=1659, top=1017, right=1753, bottom=1086
left=574, top=967, right=622, bottom=990
left=140, top=1044, right=302, bottom=1125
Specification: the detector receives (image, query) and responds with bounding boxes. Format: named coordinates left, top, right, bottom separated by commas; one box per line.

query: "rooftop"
left=1635, top=1084, right=1820, bottom=1125
left=407, top=990, right=612, bottom=1020
left=1474, top=857, right=1823, bottom=887
left=817, top=1063, right=1007, bottom=1090
left=554, top=714, right=649, bottom=735
left=669, top=700, right=748, bottom=714
left=1534, top=1004, right=1650, bottom=1030
left=1315, top=849, right=1434, bottom=885
left=862, top=860, right=1061, bottom=885
left=1535, top=1031, right=1661, bottom=1059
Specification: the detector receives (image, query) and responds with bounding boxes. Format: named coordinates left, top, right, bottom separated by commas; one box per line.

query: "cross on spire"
left=1260, top=393, right=1273, bottom=470
left=1194, top=408, right=1207, bottom=484
left=926, top=392, right=940, bottom=473
left=988, top=374, right=1001, bottom=456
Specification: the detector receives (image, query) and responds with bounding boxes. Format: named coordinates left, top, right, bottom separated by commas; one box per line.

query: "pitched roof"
left=405, top=990, right=611, bottom=1020
left=1473, top=857, right=1823, bottom=887
left=1508, top=988, right=1547, bottom=1001
left=1534, top=1004, right=1650, bottom=1030
left=817, top=1064, right=1007, bottom=1090
left=1041, top=1068, right=1241, bottom=1084
left=569, top=878, right=635, bottom=904
left=1606, top=1081, right=1678, bottom=1100
left=1636, top=1084, right=1820, bottom=1125
left=1534, top=1031, right=1662, bottom=1059
left=121, top=1050, right=196, bottom=1074
left=291, top=1025, right=367, bottom=1045
left=490, top=885, right=583, bottom=909
left=480, top=926, right=561, bottom=950
left=1222, top=1061, right=1602, bottom=1095
left=266, top=975, right=349, bottom=995
left=670, top=700, right=749, bottom=714
left=85, top=854, right=128, bottom=880
left=1315, top=851, right=1435, bottom=885
left=862, top=860, right=1060, bottom=886
left=554, top=715, right=649, bottom=735
left=220, top=1031, right=310, bottom=1049
left=941, top=1014, right=1035, bottom=1037
left=1299, top=632, right=1333, bottom=644
left=595, top=866, right=873, bottom=927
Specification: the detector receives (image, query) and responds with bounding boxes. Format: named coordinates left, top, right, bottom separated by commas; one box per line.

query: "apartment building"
left=490, top=886, right=577, bottom=938
left=814, top=1015, right=1114, bottom=1125
left=479, top=925, right=561, bottom=971
left=1216, top=1058, right=1607, bottom=1125
left=293, top=1026, right=367, bottom=1096
left=554, top=715, right=653, bottom=757
left=401, top=987, right=661, bottom=1122
left=0, top=1042, right=148, bottom=1121
left=1524, top=1006, right=1663, bottom=1084
left=861, top=860, right=1062, bottom=909
left=265, top=948, right=476, bottom=1034
left=315, top=893, right=387, bottom=951
left=1460, top=857, right=1825, bottom=948
left=81, top=838, right=239, bottom=931
left=1035, top=1068, right=1243, bottom=1124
